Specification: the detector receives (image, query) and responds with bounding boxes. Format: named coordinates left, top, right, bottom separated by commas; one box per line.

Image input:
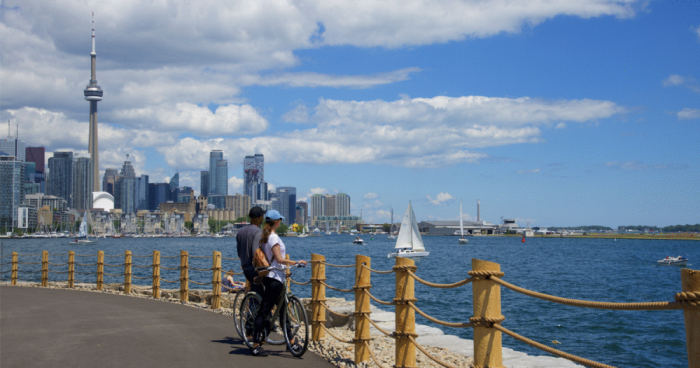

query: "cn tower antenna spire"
left=85, top=12, right=103, bottom=192
left=91, top=12, right=96, bottom=56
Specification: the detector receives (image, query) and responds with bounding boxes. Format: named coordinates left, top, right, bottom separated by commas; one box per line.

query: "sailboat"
left=388, top=202, right=428, bottom=258
left=298, top=219, right=309, bottom=238
left=387, top=207, right=397, bottom=240
left=459, top=201, right=468, bottom=244
left=325, top=220, right=332, bottom=235
left=69, top=211, right=97, bottom=245
left=336, top=219, right=340, bottom=234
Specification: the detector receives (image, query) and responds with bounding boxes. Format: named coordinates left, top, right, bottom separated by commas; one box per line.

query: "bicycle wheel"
left=239, top=292, right=261, bottom=349
left=282, top=295, right=309, bottom=357
left=232, top=290, right=246, bottom=339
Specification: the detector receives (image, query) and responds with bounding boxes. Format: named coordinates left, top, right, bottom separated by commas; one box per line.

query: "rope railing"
left=290, top=279, right=311, bottom=285
left=407, top=335, right=459, bottom=368
left=491, top=276, right=690, bottom=310
left=103, top=263, right=124, bottom=268
left=74, top=254, right=98, bottom=257
left=407, top=301, right=473, bottom=328
left=406, top=270, right=474, bottom=289
left=361, top=264, right=395, bottom=274
left=364, top=289, right=395, bottom=306
left=366, top=316, right=395, bottom=338
left=320, top=325, right=354, bottom=344
left=363, top=341, right=390, bottom=368
left=319, top=280, right=353, bottom=293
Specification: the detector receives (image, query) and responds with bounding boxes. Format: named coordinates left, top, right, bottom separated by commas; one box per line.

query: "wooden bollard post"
left=180, top=250, right=188, bottom=302
left=394, top=257, right=417, bottom=368
left=11, top=252, right=18, bottom=286
left=96, top=251, right=104, bottom=290
left=681, top=268, right=700, bottom=368
left=354, top=254, right=371, bottom=364
left=124, top=251, right=132, bottom=294
left=152, top=250, right=160, bottom=298
left=212, top=251, right=222, bottom=309
left=311, top=253, right=326, bottom=341
left=41, top=251, right=49, bottom=287
left=472, top=258, right=504, bottom=368
left=68, top=251, right=75, bottom=288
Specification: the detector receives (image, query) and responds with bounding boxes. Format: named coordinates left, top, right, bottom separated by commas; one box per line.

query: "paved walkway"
left=0, top=286, right=334, bottom=368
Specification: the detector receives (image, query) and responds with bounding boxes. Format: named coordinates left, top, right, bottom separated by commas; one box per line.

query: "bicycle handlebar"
left=256, top=263, right=306, bottom=272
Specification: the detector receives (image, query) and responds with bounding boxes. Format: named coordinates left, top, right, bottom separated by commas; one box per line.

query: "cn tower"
left=84, top=12, right=103, bottom=192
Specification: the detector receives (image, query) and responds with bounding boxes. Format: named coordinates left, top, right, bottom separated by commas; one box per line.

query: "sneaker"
left=251, top=345, right=270, bottom=357
left=288, top=341, right=302, bottom=354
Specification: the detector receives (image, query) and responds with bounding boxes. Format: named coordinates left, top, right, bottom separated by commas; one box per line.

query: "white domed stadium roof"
left=92, top=191, right=114, bottom=211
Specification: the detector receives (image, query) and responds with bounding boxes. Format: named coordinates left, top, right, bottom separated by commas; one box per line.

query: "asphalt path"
left=0, top=286, right=334, bottom=368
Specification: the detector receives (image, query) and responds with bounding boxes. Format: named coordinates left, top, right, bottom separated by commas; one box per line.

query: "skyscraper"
left=1, top=124, right=26, bottom=162
left=323, top=194, right=336, bottom=217
left=215, top=159, right=228, bottom=196
left=25, top=147, right=44, bottom=173
left=83, top=14, right=104, bottom=192
left=200, top=171, right=210, bottom=197
left=244, top=154, right=267, bottom=201
left=115, top=158, right=136, bottom=214
left=278, top=186, right=296, bottom=225
left=0, top=153, right=25, bottom=229
left=148, top=183, right=172, bottom=211
left=310, top=194, right=325, bottom=219
left=102, top=168, right=119, bottom=195
left=296, top=201, right=308, bottom=225
left=47, top=152, right=74, bottom=208
left=209, top=150, right=223, bottom=195
left=135, top=175, right=149, bottom=210
left=72, top=157, right=94, bottom=210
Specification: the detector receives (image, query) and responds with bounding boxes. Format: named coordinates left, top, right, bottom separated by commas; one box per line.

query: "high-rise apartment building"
left=200, top=171, right=209, bottom=197
left=277, top=186, right=296, bottom=225
left=102, top=168, right=119, bottom=195
left=1, top=131, right=26, bottom=162
left=209, top=150, right=223, bottom=195
left=115, top=159, right=136, bottom=214
left=169, top=172, right=179, bottom=191
left=72, top=157, right=93, bottom=210
left=215, top=159, right=228, bottom=196
left=310, top=194, right=325, bottom=219
left=224, top=194, right=251, bottom=220
left=323, top=194, right=336, bottom=217
left=0, top=153, right=25, bottom=229
left=272, top=189, right=292, bottom=226
left=47, top=152, right=74, bottom=208
left=148, top=183, right=172, bottom=211
left=336, top=193, right=351, bottom=216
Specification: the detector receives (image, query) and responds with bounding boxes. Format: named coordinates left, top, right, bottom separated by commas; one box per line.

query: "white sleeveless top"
left=263, top=232, right=286, bottom=283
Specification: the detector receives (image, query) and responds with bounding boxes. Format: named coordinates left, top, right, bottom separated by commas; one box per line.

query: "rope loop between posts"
left=132, top=264, right=153, bottom=268
left=406, top=270, right=474, bottom=289
left=366, top=317, right=396, bottom=338
left=468, top=315, right=505, bottom=328
left=491, top=276, right=690, bottom=310
left=130, top=255, right=152, bottom=258
left=131, top=275, right=152, bottom=280
left=364, top=289, right=396, bottom=306
left=48, top=270, right=70, bottom=274
left=189, top=280, right=213, bottom=285
left=75, top=262, right=97, bottom=266
left=290, top=279, right=312, bottom=285
left=324, top=262, right=355, bottom=268
left=51, top=253, right=70, bottom=256
left=74, top=254, right=99, bottom=257
left=392, top=264, right=418, bottom=272
left=363, top=341, right=391, bottom=368
left=320, top=302, right=352, bottom=317
left=361, top=264, right=395, bottom=274
left=408, top=336, right=460, bottom=368
left=408, top=302, right=474, bottom=328
left=103, top=254, right=123, bottom=258
left=320, top=325, right=354, bottom=344
left=159, top=255, right=180, bottom=259
left=221, top=257, right=239, bottom=261
left=14, top=253, right=42, bottom=257
left=190, top=267, right=212, bottom=272
left=188, top=255, right=213, bottom=259
left=319, top=281, right=353, bottom=293
left=104, top=272, right=125, bottom=277
left=17, top=262, right=42, bottom=265
left=160, top=266, right=180, bottom=270
left=103, top=263, right=124, bottom=267
left=492, top=324, right=616, bottom=368
left=392, top=297, right=418, bottom=305
left=160, top=278, right=179, bottom=283
left=48, top=262, right=68, bottom=266
left=19, top=270, right=42, bottom=273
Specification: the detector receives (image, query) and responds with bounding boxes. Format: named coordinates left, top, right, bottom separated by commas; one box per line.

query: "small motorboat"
left=657, top=256, right=688, bottom=266
left=352, top=236, right=364, bottom=244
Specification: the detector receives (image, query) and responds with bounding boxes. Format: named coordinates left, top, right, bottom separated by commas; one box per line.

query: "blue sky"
left=1, top=0, right=698, bottom=227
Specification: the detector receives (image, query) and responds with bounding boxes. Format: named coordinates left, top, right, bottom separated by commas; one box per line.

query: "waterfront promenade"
left=0, top=286, right=334, bottom=368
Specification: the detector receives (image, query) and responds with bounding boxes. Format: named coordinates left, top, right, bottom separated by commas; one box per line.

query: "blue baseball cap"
left=265, top=210, right=284, bottom=221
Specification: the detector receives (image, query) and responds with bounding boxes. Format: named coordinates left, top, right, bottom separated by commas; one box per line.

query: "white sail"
left=78, top=211, right=88, bottom=237
left=460, top=201, right=464, bottom=237
left=395, top=202, right=425, bottom=251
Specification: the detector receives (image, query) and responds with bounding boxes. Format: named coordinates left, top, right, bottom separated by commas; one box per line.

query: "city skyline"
left=1, top=1, right=698, bottom=227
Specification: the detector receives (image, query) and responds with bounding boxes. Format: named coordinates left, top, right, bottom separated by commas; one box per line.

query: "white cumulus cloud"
left=677, top=108, right=700, bottom=120
left=364, top=192, right=379, bottom=200
left=228, top=176, right=244, bottom=194
left=427, top=192, right=455, bottom=205
left=517, top=168, right=542, bottom=174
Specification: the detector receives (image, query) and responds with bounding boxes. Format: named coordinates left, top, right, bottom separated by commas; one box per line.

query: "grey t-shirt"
left=236, top=224, right=262, bottom=273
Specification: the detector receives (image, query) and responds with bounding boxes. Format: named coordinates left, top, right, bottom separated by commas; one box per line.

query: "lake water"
left=1, top=235, right=695, bottom=367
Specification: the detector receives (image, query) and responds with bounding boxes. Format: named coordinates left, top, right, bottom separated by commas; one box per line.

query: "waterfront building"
left=47, top=152, right=74, bottom=208
left=244, top=154, right=267, bottom=201
left=336, top=193, right=351, bottom=216
left=323, top=194, right=336, bottom=217
left=215, top=159, right=228, bottom=196
left=0, top=154, right=25, bottom=229
left=277, top=186, right=296, bottom=225
left=209, top=150, right=223, bottom=195
left=310, top=194, right=325, bottom=219
left=134, top=175, right=149, bottom=210
left=102, top=168, right=119, bottom=195
left=158, top=189, right=197, bottom=215
left=83, top=14, right=104, bottom=192
left=200, top=171, right=209, bottom=197
left=417, top=221, right=497, bottom=235
left=72, top=157, right=94, bottom=210
left=92, top=192, right=114, bottom=212
left=193, top=213, right=209, bottom=234
left=312, top=215, right=363, bottom=230
left=177, top=187, right=193, bottom=203
left=224, top=194, right=251, bottom=220
left=253, top=200, right=273, bottom=212
left=24, top=193, right=68, bottom=212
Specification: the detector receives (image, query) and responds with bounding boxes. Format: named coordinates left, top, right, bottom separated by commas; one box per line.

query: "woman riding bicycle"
left=250, top=210, right=307, bottom=357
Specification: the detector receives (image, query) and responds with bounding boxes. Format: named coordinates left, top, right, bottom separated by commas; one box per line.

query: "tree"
left=278, top=223, right=289, bottom=235
left=382, top=223, right=391, bottom=232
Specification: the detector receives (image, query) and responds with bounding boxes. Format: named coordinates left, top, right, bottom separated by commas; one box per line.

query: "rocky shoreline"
left=2, top=281, right=580, bottom=368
